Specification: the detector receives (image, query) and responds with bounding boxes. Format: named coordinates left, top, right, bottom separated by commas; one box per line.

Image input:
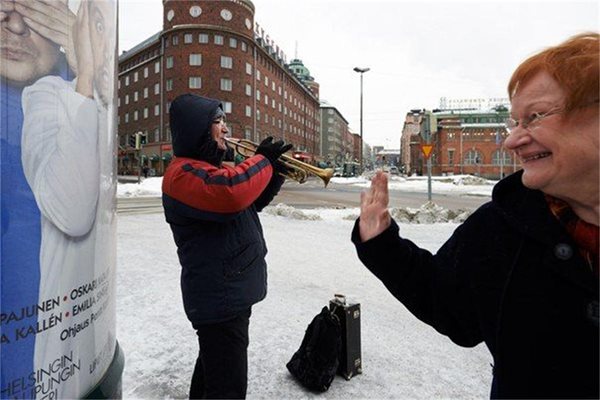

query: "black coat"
left=352, top=171, right=598, bottom=399
left=163, top=94, right=284, bottom=324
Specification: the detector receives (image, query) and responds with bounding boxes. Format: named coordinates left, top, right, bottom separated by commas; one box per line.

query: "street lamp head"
left=353, top=67, right=370, bottom=73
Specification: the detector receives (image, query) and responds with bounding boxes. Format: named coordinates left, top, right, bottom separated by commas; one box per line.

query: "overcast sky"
left=119, top=0, right=598, bottom=148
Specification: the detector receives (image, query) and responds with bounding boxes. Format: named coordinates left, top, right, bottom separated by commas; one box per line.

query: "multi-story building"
left=117, top=0, right=321, bottom=175
left=319, top=102, right=351, bottom=166
left=401, top=106, right=515, bottom=179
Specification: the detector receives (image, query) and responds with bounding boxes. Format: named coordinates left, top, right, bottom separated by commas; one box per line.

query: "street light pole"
left=353, top=67, right=370, bottom=173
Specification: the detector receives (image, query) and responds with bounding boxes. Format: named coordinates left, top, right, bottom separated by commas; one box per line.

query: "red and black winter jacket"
left=162, top=94, right=284, bottom=324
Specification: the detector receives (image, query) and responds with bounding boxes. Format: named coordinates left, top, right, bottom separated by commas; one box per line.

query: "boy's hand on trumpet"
left=256, top=136, right=293, bottom=164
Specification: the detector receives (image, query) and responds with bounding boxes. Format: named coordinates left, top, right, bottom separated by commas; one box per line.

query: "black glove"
left=255, top=136, right=293, bottom=164
left=273, top=160, right=291, bottom=175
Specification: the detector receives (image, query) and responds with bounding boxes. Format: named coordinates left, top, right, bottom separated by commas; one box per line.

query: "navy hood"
left=169, top=94, right=225, bottom=164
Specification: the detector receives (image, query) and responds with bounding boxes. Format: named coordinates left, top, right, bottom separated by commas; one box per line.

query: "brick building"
left=401, top=107, right=517, bottom=179
left=117, top=0, right=321, bottom=175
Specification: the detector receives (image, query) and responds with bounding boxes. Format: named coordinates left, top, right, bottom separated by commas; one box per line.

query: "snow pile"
left=390, top=201, right=472, bottom=224
left=263, top=203, right=322, bottom=220
left=117, top=177, right=163, bottom=197
left=262, top=203, right=471, bottom=224
left=452, top=175, right=495, bottom=186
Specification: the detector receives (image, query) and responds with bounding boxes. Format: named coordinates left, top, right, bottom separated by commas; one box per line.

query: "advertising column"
left=1, top=0, right=123, bottom=398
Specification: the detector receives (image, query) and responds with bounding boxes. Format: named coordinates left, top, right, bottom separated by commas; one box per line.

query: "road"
left=117, top=177, right=490, bottom=215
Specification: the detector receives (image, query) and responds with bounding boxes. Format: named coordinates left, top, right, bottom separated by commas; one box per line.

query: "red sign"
left=421, top=144, right=433, bottom=159
left=161, top=144, right=172, bottom=151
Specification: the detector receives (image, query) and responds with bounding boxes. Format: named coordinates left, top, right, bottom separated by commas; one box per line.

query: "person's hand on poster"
left=359, top=171, right=391, bottom=242
left=72, top=0, right=94, bottom=98
left=13, top=0, right=77, bottom=72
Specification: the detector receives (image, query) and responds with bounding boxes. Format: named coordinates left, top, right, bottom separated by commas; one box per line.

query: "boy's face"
left=88, top=0, right=115, bottom=106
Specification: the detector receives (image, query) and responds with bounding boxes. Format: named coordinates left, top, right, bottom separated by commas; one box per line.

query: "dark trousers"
left=190, top=308, right=252, bottom=399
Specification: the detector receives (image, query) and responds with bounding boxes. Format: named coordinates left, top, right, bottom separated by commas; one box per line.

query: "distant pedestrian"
left=162, top=94, right=292, bottom=399
left=142, top=165, right=149, bottom=178
left=353, top=32, right=598, bottom=399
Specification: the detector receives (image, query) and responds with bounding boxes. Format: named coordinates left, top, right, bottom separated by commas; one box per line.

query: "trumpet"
left=224, top=137, right=334, bottom=187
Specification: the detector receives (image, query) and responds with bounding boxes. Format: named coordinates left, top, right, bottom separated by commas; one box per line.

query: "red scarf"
left=545, top=195, right=599, bottom=277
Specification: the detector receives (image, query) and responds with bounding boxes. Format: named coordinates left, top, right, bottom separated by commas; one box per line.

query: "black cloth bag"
left=286, top=306, right=342, bottom=392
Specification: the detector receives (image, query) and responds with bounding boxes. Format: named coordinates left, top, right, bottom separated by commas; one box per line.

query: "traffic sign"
left=421, top=144, right=433, bottom=159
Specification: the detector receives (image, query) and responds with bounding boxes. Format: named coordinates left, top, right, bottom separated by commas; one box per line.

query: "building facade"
left=117, top=0, right=321, bottom=175
left=319, top=102, right=352, bottom=166
left=401, top=107, right=515, bottom=179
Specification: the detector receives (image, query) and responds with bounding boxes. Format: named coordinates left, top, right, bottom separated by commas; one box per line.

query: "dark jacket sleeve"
left=254, top=170, right=285, bottom=212
left=351, top=217, right=482, bottom=347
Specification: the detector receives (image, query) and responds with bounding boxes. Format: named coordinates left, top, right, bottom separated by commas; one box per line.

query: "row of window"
left=119, top=83, right=161, bottom=106
left=121, top=104, right=316, bottom=144
left=162, top=53, right=315, bottom=117
left=119, top=61, right=161, bottom=88
left=166, top=32, right=248, bottom=51
left=445, top=149, right=512, bottom=165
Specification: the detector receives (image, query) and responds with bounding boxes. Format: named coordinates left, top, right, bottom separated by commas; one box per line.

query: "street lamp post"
left=353, top=67, right=370, bottom=173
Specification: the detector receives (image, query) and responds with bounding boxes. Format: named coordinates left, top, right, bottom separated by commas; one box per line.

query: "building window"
left=220, top=56, right=233, bottom=69
left=189, top=53, right=202, bottom=66
left=220, top=78, right=232, bottom=91
left=189, top=77, right=202, bottom=89
left=125, top=94, right=129, bottom=104
left=245, top=84, right=251, bottom=96
left=143, top=67, right=148, bottom=78
left=184, top=33, right=193, bottom=44
left=134, top=71, right=138, bottom=82
left=143, top=107, right=148, bottom=119
left=199, top=33, right=208, bottom=43
left=464, top=149, right=482, bottom=165
left=143, top=87, right=148, bottom=98
left=492, top=149, right=511, bottom=166
left=256, top=69, right=261, bottom=81
left=133, top=91, right=138, bottom=102
left=244, top=128, right=251, bottom=140
left=241, top=41, right=247, bottom=52
left=154, top=61, right=160, bottom=73
left=166, top=79, right=173, bottom=91
left=265, top=76, right=269, bottom=86
left=154, top=83, right=160, bottom=95
left=125, top=113, right=129, bottom=123
left=256, top=109, right=260, bottom=121
left=172, top=35, right=178, bottom=45
left=448, top=149, right=455, bottom=166
left=166, top=56, right=173, bottom=69
left=229, top=38, right=237, bottom=48
left=154, top=104, right=160, bottom=116
left=223, top=101, right=232, bottom=113
left=245, top=105, right=251, bottom=117
left=125, top=76, right=129, bottom=86
left=214, top=35, right=223, bottom=45
left=256, top=90, right=260, bottom=101
left=154, top=128, right=159, bottom=143
left=246, top=63, right=252, bottom=75
left=134, top=110, right=139, bottom=121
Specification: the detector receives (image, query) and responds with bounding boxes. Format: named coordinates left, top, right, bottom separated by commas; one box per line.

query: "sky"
left=116, top=177, right=494, bottom=398
left=118, top=0, right=599, bottom=148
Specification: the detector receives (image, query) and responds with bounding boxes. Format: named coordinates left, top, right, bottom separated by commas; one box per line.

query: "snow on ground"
left=117, top=174, right=496, bottom=398
left=118, top=173, right=497, bottom=199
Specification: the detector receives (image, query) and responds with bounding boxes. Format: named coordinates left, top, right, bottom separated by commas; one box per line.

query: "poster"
left=1, top=0, right=119, bottom=398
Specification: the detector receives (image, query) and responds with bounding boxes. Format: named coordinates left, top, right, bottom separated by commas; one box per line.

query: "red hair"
left=508, top=32, right=599, bottom=112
